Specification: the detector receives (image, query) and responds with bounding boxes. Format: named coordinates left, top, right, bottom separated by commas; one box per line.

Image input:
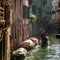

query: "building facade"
left=32, top=0, right=59, bottom=34
left=56, top=0, right=60, bottom=33
left=11, top=0, right=30, bottom=51
left=0, top=0, right=30, bottom=60
left=56, top=0, right=60, bottom=23
left=0, top=0, right=13, bottom=60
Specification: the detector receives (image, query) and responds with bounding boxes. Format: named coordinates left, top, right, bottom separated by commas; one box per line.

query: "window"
left=42, top=0, right=47, bottom=6
left=58, top=2, right=60, bottom=8
left=38, top=7, right=42, bottom=17
left=23, top=5, right=27, bottom=18
left=27, top=7, right=30, bottom=19
left=23, top=5, right=30, bottom=18
left=32, top=6, right=37, bottom=15
left=28, top=0, right=32, bottom=5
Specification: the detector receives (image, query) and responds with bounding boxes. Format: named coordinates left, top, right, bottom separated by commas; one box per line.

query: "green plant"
left=29, top=12, right=36, bottom=25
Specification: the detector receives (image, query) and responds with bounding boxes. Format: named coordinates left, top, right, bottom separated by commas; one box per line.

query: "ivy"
left=29, top=12, right=36, bottom=26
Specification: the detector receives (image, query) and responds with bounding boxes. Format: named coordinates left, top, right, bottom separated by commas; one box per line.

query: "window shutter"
left=28, top=0, right=32, bottom=5
left=58, top=2, right=60, bottom=8
left=27, top=7, right=30, bottom=19
left=23, top=5, right=27, bottom=18
left=32, top=6, right=36, bottom=15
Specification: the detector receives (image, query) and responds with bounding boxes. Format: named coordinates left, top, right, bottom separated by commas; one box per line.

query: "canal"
left=24, top=34, right=60, bottom=60
left=11, top=34, right=60, bottom=60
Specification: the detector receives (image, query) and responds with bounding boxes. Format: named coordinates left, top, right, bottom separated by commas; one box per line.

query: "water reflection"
left=25, top=39, right=60, bottom=60
left=11, top=44, right=60, bottom=60
left=46, top=44, right=60, bottom=60
left=34, top=47, right=48, bottom=60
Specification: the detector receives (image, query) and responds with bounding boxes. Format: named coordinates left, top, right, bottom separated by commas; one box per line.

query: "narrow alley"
left=0, top=0, right=60, bottom=60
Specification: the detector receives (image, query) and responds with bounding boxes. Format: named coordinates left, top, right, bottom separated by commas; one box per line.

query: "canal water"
left=11, top=34, right=60, bottom=60
left=24, top=34, right=60, bottom=60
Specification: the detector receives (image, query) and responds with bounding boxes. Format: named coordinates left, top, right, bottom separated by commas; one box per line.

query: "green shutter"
left=27, top=7, right=30, bottom=19
left=32, top=6, right=36, bottom=15
left=28, top=0, right=32, bottom=5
